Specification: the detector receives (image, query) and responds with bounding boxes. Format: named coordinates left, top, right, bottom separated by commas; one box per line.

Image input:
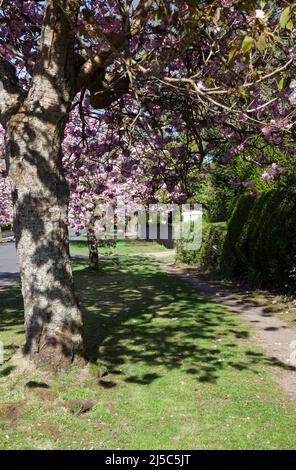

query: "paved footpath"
left=0, top=241, right=19, bottom=284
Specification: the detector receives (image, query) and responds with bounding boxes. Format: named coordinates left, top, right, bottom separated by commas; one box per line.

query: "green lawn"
left=70, top=237, right=171, bottom=255
left=0, top=255, right=296, bottom=449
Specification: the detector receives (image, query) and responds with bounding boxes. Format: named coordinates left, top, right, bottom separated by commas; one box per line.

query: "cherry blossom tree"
left=63, top=96, right=206, bottom=268
left=0, top=0, right=294, bottom=368
left=63, top=105, right=150, bottom=267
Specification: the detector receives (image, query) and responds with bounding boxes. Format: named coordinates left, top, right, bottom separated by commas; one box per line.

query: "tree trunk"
left=87, top=228, right=99, bottom=269
left=6, top=112, right=84, bottom=370
left=4, top=0, right=84, bottom=370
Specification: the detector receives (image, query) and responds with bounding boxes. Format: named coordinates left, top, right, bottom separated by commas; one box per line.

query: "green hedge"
left=0, top=224, right=12, bottom=231
left=176, top=190, right=296, bottom=290
left=176, top=222, right=227, bottom=272
left=222, top=190, right=296, bottom=289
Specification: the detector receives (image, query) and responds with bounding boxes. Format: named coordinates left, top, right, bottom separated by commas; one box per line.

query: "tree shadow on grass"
left=0, top=282, right=24, bottom=375
left=1, top=257, right=295, bottom=383
left=0, top=282, right=24, bottom=334
left=75, top=257, right=295, bottom=385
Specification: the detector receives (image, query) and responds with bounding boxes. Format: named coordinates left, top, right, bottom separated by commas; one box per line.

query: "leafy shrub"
left=97, top=239, right=117, bottom=249
left=176, top=222, right=227, bottom=272
left=0, top=224, right=12, bottom=231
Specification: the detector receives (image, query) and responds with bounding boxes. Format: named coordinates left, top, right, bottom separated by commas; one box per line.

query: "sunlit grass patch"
left=0, top=256, right=296, bottom=449
left=70, top=237, right=171, bottom=256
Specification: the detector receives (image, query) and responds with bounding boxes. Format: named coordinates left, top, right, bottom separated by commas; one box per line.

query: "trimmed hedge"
left=176, top=190, right=296, bottom=290
left=222, top=190, right=296, bottom=289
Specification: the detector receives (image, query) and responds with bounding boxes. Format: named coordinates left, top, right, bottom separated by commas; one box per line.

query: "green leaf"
left=241, top=36, right=253, bottom=53
left=278, top=77, right=285, bottom=91
left=228, top=47, right=237, bottom=62
left=279, top=6, right=291, bottom=28
left=286, top=20, right=293, bottom=31
left=256, top=34, right=266, bottom=52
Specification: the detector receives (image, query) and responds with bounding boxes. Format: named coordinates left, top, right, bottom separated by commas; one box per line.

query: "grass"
left=1, top=253, right=296, bottom=449
left=70, top=237, right=171, bottom=256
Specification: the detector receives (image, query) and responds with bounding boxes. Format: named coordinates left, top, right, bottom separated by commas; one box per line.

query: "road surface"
left=0, top=241, right=19, bottom=283
left=0, top=230, right=80, bottom=285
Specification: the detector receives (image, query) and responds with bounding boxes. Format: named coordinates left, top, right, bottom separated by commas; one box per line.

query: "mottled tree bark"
left=87, top=228, right=99, bottom=269
left=2, top=0, right=84, bottom=370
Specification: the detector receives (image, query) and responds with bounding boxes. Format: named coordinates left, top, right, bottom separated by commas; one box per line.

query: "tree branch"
left=28, top=0, right=81, bottom=105
left=0, top=58, right=23, bottom=127
left=88, top=73, right=130, bottom=109
left=130, top=0, right=153, bottom=36
left=77, top=0, right=153, bottom=91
